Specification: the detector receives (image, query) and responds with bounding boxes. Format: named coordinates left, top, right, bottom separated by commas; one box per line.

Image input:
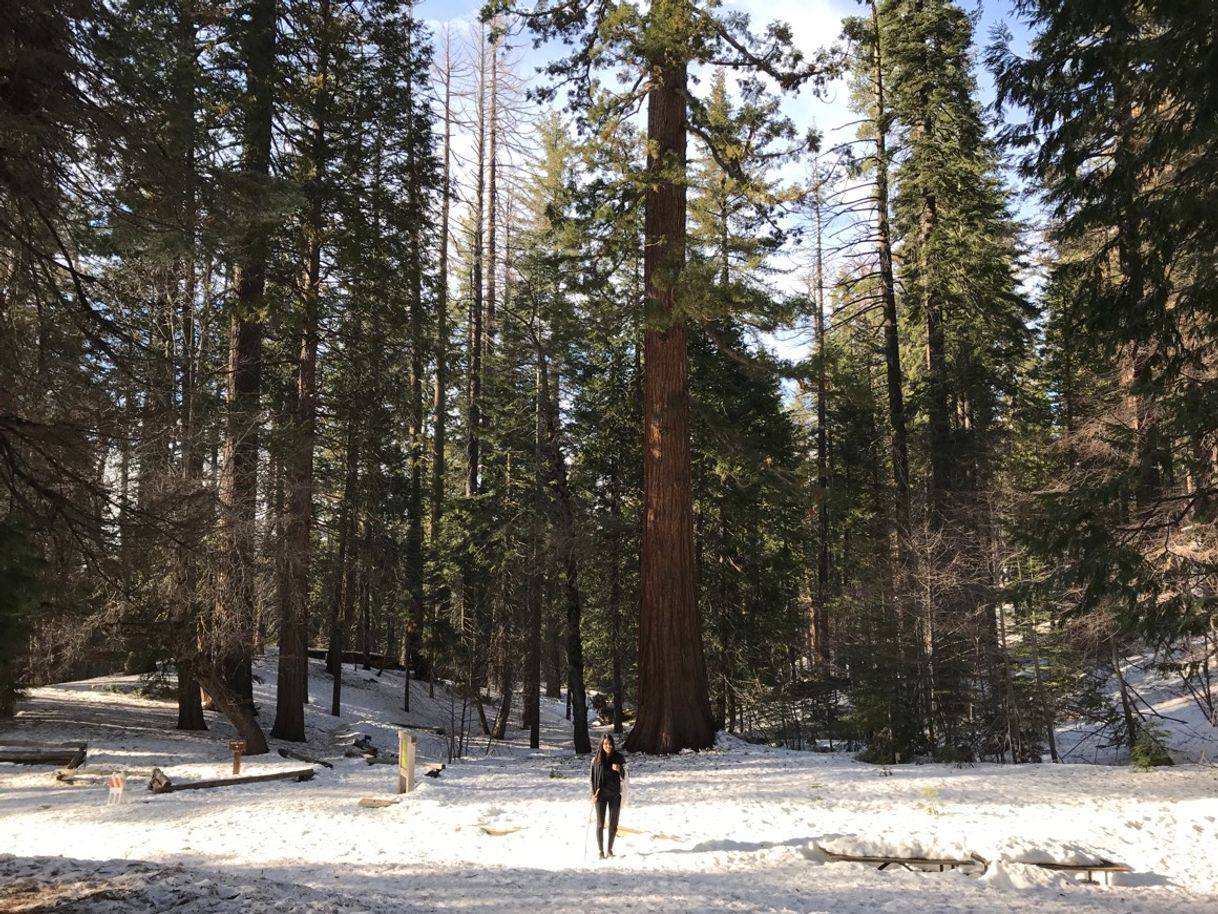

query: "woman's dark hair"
left=597, top=734, right=615, bottom=758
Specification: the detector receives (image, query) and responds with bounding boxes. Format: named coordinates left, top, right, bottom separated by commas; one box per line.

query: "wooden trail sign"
left=398, top=731, right=416, bottom=794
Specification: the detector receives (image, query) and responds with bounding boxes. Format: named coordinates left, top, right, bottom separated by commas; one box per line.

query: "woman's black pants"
left=595, top=794, right=621, bottom=854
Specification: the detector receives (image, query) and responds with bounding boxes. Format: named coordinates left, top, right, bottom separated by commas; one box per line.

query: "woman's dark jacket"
left=590, top=750, right=626, bottom=799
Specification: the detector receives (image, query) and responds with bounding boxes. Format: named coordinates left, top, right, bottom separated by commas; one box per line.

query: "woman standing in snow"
left=590, top=734, right=626, bottom=858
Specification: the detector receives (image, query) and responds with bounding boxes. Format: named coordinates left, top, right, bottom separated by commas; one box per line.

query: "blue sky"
left=418, top=0, right=1044, bottom=344
left=417, top=0, right=1036, bottom=168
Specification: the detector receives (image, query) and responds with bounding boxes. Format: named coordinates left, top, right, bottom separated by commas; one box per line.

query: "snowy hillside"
left=2, top=656, right=1217, bottom=913
left=1056, top=648, right=1218, bottom=765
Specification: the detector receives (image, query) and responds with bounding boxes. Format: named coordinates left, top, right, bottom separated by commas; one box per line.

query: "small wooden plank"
left=358, top=797, right=399, bottom=808
left=614, top=826, right=683, bottom=841
left=149, top=767, right=315, bottom=794
left=456, top=823, right=524, bottom=836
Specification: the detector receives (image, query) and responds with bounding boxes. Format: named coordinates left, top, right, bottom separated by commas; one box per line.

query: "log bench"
left=1027, top=860, right=1132, bottom=885
left=817, top=846, right=989, bottom=875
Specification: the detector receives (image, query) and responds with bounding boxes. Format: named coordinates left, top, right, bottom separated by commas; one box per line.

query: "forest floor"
left=2, top=656, right=1217, bottom=913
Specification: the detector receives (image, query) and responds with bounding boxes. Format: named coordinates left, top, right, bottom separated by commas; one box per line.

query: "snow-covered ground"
left=3, top=656, right=1217, bottom=913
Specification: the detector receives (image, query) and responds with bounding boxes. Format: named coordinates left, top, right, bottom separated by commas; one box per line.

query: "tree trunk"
left=466, top=23, right=486, bottom=501
left=625, top=21, right=715, bottom=753
left=544, top=607, right=562, bottom=699
left=869, top=0, right=911, bottom=552
left=402, top=6, right=426, bottom=715
left=359, top=534, right=372, bottom=670
left=1026, top=599, right=1059, bottom=762
left=191, top=663, right=267, bottom=755
left=607, top=473, right=625, bottom=735
left=539, top=359, right=591, bottom=754
left=212, top=0, right=276, bottom=752
left=915, top=171, right=948, bottom=511
left=176, top=667, right=206, bottom=732
left=1111, top=636, right=1140, bottom=748
left=486, top=22, right=500, bottom=342
left=173, top=6, right=206, bottom=732
left=812, top=171, right=831, bottom=669
left=491, top=660, right=513, bottom=740
left=522, top=352, right=544, bottom=749
left=329, top=421, right=360, bottom=717
left=273, top=0, right=329, bottom=743
left=430, top=27, right=455, bottom=659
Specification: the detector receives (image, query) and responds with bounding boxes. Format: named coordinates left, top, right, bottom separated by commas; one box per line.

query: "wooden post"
left=229, top=739, right=246, bottom=775
left=398, top=731, right=416, bottom=794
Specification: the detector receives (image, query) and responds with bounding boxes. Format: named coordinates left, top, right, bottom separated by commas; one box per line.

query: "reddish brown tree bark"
left=624, top=30, right=715, bottom=754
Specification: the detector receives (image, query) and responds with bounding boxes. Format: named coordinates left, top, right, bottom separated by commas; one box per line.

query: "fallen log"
left=396, top=723, right=446, bottom=736
left=148, top=767, right=315, bottom=794
left=55, top=767, right=154, bottom=785
left=278, top=747, right=334, bottom=769
left=306, top=648, right=404, bottom=670
left=0, top=739, right=87, bottom=749
left=0, top=746, right=87, bottom=768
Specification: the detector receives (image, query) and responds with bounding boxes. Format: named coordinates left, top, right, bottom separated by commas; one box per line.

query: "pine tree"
left=205, top=0, right=279, bottom=756
left=993, top=0, right=1218, bottom=656
left=684, top=68, right=810, bottom=735
left=0, top=522, right=41, bottom=716
left=843, top=1, right=912, bottom=557
left=271, top=0, right=348, bottom=743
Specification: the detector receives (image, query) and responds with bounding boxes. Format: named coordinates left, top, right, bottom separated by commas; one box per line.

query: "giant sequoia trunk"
left=625, top=34, right=715, bottom=754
